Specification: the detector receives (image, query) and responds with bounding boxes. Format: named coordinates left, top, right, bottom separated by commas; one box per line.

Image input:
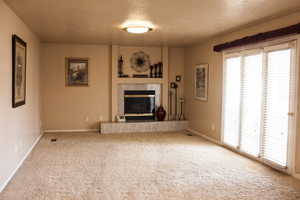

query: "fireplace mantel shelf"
left=116, top=77, right=163, bottom=84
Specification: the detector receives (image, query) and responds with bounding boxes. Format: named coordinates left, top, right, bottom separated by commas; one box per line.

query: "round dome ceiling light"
left=123, top=25, right=153, bottom=34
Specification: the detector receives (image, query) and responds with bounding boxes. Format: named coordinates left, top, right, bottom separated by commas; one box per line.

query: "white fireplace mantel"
left=111, top=45, right=169, bottom=121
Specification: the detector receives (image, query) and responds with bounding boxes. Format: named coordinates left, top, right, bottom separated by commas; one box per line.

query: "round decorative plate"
left=130, top=51, right=151, bottom=72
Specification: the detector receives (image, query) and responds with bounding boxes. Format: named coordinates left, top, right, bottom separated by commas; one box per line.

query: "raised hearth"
left=101, top=121, right=189, bottom=134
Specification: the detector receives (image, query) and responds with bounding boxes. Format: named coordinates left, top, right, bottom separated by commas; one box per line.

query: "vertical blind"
left=223, top=57, right=241, bottom=148
left=262, top=48, right=292, bottom=167
left=223, top=41, right=296, bottom=169
left=240, top=53, right=263, bottom=157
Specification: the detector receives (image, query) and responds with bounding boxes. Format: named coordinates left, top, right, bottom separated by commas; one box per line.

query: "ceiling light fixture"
left=123, top=25, right=153, bottom=34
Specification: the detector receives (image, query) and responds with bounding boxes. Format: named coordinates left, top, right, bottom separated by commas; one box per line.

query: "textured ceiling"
left=4, top=0, right=300, bottom=47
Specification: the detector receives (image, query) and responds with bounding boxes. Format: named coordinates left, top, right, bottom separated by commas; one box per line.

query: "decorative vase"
left=156, top=106, right=166, bottom=121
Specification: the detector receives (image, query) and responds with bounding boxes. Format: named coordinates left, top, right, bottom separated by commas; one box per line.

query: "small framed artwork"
left=12, top=35, right=27, bottom=108
left=195, top=64, right=208, bottom=101
left=65, top=58, right=89, bottom=86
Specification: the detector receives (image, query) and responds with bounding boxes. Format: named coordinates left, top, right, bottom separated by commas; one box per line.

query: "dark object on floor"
left=51, top=138, right=57, bottom=142
left=186, top=133, right=193, bottom=136
left=156, top=106, right=166, bottom=121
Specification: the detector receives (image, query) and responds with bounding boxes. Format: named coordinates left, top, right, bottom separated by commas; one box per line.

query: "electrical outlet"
left=85, top=116, right=89, bottom=122
left=99, top=116, right=103, bottom=121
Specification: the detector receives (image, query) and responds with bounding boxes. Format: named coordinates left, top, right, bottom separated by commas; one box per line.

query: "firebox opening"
left=124, top=90, right=155, bottom=121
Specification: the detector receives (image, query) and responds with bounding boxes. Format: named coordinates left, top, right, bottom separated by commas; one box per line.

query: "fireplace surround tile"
left=118, top=84, right=161, bottom=116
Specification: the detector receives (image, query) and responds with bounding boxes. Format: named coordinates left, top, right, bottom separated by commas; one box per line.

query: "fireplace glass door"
left=124, top=90, right=155, bottom=121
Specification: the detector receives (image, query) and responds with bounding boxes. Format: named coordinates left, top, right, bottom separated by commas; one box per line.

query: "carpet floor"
left=1, top=131, right=300, bottom=200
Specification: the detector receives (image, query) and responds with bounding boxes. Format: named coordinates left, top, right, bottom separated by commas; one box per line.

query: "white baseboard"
left=44, top=129, right=99, bottom=133
left=0, top=133, right=43, bottom=193
left=186, top=128, right=222, bottom=145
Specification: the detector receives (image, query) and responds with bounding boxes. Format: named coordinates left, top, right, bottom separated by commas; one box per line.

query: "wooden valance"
left=213, top=22, right=300, bottom=52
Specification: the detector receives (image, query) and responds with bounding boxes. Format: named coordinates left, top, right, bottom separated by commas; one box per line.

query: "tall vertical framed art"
left=195, top=64, right=208, bottom=101
left=12, top=35, right=27, bottom=108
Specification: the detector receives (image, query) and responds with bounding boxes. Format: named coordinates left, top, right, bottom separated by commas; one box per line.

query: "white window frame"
left=221, top=35, right=300, bottom=175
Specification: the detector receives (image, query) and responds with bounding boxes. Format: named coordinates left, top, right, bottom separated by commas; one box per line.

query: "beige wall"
left=41, top=44, right=111, bottom=131
left=42, top=45, right=184, bottom=129
left=41, top=43, right=184, bottom=130
left=184, top=11, right=300, bottom=173
left=0, top=0, right=41, bottom=191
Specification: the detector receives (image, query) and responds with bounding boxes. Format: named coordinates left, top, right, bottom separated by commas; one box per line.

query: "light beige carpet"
left=1, top=132, right=300, bottom=200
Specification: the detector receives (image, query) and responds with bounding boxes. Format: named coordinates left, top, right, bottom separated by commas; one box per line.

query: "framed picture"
left=195, top=64, right=208, bottom=101
left=12, top=35, right=27, bottom=108
left=65, top=58, right=89, bottom=86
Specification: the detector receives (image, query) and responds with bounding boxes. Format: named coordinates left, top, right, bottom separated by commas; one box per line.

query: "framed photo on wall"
left=65, top=58, right=89, bottom=86
left=195, top=64, right=208, bottom=101
left=12, top=35, right=27, bottom=108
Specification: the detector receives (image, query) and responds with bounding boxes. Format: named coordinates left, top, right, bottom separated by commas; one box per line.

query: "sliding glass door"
left=223, top=56, right=241, bottom=148
left=262, top=48, right=293, bottom=167
left=240, top=53, right=263, bottom=157
left=222, top=41, right=297, bottom=170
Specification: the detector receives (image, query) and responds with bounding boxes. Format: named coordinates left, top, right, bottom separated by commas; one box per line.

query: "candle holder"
left=118, top=56, right=124, bottom=77
left=179, top=98, right=185, bottom=120
left=158, top=62, right=163, bottom=78
left=154, top=64, right=158, bottom=78
left=150, top=65, right=154, bottom=78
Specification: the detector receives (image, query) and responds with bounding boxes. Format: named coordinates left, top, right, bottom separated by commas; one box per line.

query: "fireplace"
left=124, top=90, right=155, bottom=121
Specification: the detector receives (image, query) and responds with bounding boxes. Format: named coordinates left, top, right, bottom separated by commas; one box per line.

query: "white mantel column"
left=162, top=47, right=169, bottom=116
left=111, top=45, right=119, bottom=121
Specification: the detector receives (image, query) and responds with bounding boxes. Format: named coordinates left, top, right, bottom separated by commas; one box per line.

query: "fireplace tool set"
left=169, top=82, right=185, bottom=120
